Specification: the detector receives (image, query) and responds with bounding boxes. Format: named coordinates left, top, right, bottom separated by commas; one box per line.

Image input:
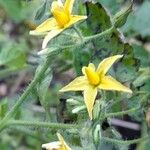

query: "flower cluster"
left=30, top=0, right=132, bottom=149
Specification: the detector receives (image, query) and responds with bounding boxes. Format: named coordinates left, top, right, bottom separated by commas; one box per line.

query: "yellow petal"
left=99, top=75, right=132, bottom=93
left=51, top=1, right=70, bottom=27
left=42, top=141, right=61, bottom=149
left=65, top=15, right=87, bottom=28
left=64, top=0, right=75, bottom=14
left=57, top=133, right=72, bottom=150
left=85, top=67, right=100, bottom=86
left=57, top=0, right=63, bottom=7
left=84, top=86, right=97, bottom=120
left=60, top=76, right=88, bottom=92
left=96, top=55, right=123, bottom=76
left=82, top=63, right=96, bottom=75
left=30, top=18, right=59, bottom=35
left=42, top=29, right=63, bottom=49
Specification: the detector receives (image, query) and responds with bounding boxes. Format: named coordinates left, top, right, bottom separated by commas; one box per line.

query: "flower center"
left=51, top=1, right=70, bottom=28
left=85, top=67, right=100, bottom=86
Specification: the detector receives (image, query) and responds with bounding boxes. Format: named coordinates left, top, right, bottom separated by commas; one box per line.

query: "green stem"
left=101, top=106, right=140, bottom=120
left=45, top=106, right=53, bottom=121
left=103, top=136, right=149, bottom=145
left=9, top=126, right=47, bottom=142
left=0, top=56, right=52, bottom=131
left=85, top=26, right=114, bottom=42
left=8, top=120, right=79, bottom=129
left=73, top=25, right=84, bottom=42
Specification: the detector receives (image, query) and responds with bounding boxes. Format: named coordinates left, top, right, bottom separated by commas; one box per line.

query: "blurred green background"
left=0, top=0, right=150, bottom=149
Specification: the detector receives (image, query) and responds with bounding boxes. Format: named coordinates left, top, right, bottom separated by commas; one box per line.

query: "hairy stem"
left=0, top=56, right=51, bottom=131
left=103, top=106, right=140, bottom=119
left=103, top=136, right=149, bottom=145
left=73, top=25, right=84, bottom=42
left=9, top=120, right=79, bottom=130
left=85, top=26, right=114, bottom=42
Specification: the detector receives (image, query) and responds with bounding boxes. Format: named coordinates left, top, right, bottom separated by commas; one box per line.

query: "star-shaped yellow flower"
left=30, top=0, right=87, bottom=49
left=60, top=55, right=132, bottom=120
left=42, top=133, right=72, bottom=150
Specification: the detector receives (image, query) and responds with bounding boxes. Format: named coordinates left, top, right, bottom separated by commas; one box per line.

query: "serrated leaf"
left=85, top=1, right=112, bottom=34
left=113, top=3, right=132, bottom=28
left=34, top=1, right=47, bottom=20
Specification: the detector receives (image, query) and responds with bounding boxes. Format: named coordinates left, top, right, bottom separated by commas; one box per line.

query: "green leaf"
left=0, top=42, right=27, bottom=69
left=113, top=3, right=132, bottom=28
left=99, top=0, right=122, bottom=15
left=36, top=65, right=52, bottom=107
left=85, top=2, right=138, bottom=83
left=0, top=99, right=8, bottom=119
left=85, top=1, right=112, bottom=34
left=133, top=1, right=150, bottom=37
left=133, top=44, right=149, bottom=67
left=0, top=0, right=23, bottom=22
left=34, top=1, right=47, bottom=21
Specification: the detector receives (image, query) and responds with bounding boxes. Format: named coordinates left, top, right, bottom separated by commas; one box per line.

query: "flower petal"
left=82, top=63, right=95, bottom=75
left=57, top=133, right=72, bottom=150
left=57, top=0, right=63, bottom=7
left=64, top=0, right=75, bottom=14
left=30, top=18, right=59, bottom=35
left=96, top=55, right=123, bottom=75
left=42, top=141, right=61, bottom=149
left=59, top=76, right=88, bottom=92
left=65, top=15, right=87, bottom=28
left=84, top=86, right=97, bottom=120
left=99, top=75, right=132, bottom=93
left=42, top=29, right=63, bottom=49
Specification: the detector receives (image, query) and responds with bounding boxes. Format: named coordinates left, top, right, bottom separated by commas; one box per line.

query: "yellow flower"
left=30, top=0, right=87, bottom=49
left=42, top=133, right=72, bottom=150
left=60, top=55, right=132, bottom=120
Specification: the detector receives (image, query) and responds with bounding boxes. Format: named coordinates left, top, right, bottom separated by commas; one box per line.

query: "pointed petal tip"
left=81, top=15, right=88, bottom=19
left=59, top=89, right=64, bottom=92
left=59, top=87, right=69, bottom=92
left=56, top=132, right=61, bottom=138
left=127, top=89, right=133, bottom=94
left=119, top=54, right=123, bottom=58
left=120, top=88, right=132, bottom=94
left=114, top=54, right=123, bottom=59
left=89, top=115, right=93, bottom=120
left=41, top=144, right=46, bottom=148
left=29, top=30, right=35, bottom=35
left=37, top=48, right=49, bottom=55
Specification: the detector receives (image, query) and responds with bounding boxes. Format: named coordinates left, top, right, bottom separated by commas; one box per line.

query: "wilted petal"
left=60, top=76, right=88, bottom=92
left=64, top=0, right=75, bottom=14
left=96, top=55, right=123, bottom=75
left=42, top=29, right=63, bottom=49
left=65, top=15, right=87, bottom=28
left=84, top=86, right=97, bottom=120
left=99, top=75, right=132, bottom=93
left=30, top=18, right=59, bottom=34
